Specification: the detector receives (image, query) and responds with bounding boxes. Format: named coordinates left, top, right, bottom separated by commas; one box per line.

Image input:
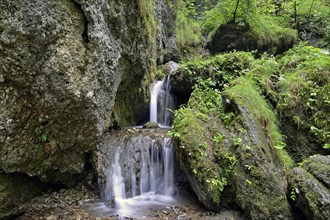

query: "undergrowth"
left=277, top=43, right=330, bottom=149
left=225, top=77, right=295, bottom=168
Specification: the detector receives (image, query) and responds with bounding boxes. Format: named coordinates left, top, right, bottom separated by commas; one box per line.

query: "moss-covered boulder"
left=289, top=164, right=330, bottom=220
left=171, top=76, right=293, bottom=218
left=209, top=20, right=296, bottom=54
left=301, top=155, right=330, bottom=188
left=170, top=51, right=255, bottom=103
left=0, top=173, right=48, bottom=219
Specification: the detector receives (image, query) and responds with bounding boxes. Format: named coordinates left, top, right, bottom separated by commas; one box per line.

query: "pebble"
left=46, top=215, right=58, bottom=220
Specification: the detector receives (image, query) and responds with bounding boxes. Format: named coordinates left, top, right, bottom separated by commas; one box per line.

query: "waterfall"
left=99, top=133, right=176, bottom=217
left=149, top=75, right=174, bottom=127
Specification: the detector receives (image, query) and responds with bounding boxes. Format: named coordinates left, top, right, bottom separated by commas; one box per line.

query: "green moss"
left=225, top=77, right=294, bottom=168
left=176, top=51, right=255, bottom=88
left=138, top=0, right=157, bottom=42
left=277, top=43, right=330, bottom=149
left=174, top=0, right=202, bottom=57
left=248, top=14, right=297, bottom=50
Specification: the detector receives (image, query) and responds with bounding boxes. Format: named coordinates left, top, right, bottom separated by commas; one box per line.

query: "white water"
left=149, top=76, right=174, bottom=127
left=107, top=137, right=176, bottom=217
left=150, top=81, right=163, bottom=123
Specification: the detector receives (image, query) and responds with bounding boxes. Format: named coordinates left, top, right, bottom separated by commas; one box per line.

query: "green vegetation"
left=225, top=77, right=294, bottom=168
left=177, top=51, right=255, bottom=87
left=174, top=0, right=202, bottom=57
left=280, top=0, right=330, bottom=49
left=175, top=0, right=328, bottom=54
left=170, top=81, right=234, bottom=206
left=138, top=0, right=157, bottom=42
left=277, top=43, right=330, bottom=150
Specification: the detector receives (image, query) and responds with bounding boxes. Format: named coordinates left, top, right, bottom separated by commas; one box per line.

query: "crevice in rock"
left=72, top=0, right=89, bottom=44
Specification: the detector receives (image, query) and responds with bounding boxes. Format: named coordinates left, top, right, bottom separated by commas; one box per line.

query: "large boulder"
left=0, top=0, right=176, bottom=185
left=208, top=22, right=296, bottom=54
left=172, top=77, right=292, bottom=219
left=301, top=155, right=330, bottom=188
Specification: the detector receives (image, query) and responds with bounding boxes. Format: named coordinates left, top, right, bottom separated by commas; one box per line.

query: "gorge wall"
left=0, top=0, right=176, bottom=186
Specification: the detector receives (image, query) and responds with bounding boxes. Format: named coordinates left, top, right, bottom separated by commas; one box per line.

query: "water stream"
left=150, top=75, right=174, bottom=127
left=93, top=76, right=179, bottom=218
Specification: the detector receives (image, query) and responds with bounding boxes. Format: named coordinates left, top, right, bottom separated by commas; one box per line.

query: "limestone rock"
left=0, top=0, right=176, bottom=185
left=163, top=61, right=180, bottom=75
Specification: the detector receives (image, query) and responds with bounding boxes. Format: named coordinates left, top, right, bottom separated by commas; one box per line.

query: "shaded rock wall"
left=0, top=173, right=48, bottom=219
left=0, top=0, right=176, bottom=184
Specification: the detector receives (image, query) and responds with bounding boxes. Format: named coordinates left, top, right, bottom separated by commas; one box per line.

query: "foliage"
left=170, top=81, right=234, bottom=205
left=198, top=0, right=297, bottom=49
left=178, top=51, right=255, bottom=88
left=34, top=126, right=48, bottom=144
left=225, top=77, right=294, bottom=168
left=247, top=54, right=280, bottom=101
left=175, top=0, right=202, bottom=55
left=138, top=0, right=157, bottom=42
left=280, top=0, right=330, bottom=48
left=277, top=43, right=330, bottom=149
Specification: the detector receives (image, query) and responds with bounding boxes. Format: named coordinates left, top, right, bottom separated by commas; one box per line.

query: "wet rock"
left=142, top=121, right=160, bottom=129
left=163, top=61, right=180, bottom=75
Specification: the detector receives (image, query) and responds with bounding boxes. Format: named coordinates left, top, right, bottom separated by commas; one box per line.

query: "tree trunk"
left=307, top=0, right=315, bottom=21
left=294, top=0, right=297, bottom=24
left=233, top=0, right=240, bottom=22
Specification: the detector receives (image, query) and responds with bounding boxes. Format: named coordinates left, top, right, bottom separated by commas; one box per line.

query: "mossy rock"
left=208, top=21, right=296, bottom=54
left=289, top=167, right=330, bottom=220
left=276, top=44, right=330, bottom=161
left=301, top=155, right=330, bottom=189
left=171, top=77, right=292, bottom=218
left=0, top=173, right=48, bottom=219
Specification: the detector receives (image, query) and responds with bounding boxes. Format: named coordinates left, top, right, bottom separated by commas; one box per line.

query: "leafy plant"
left=277, top=43, right=330, bottom=149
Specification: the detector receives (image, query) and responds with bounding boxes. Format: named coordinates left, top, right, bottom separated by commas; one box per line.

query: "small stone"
left=86, top=91, right=94, bottom=98
left=46, top=215, right=58, bottom=220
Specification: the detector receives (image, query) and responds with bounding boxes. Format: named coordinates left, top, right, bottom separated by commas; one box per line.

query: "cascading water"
left=98, top=133, right=176, bottom=217
left=150, top=75, right=174, bottom=127
left=93, top=75, right=178, bottom=218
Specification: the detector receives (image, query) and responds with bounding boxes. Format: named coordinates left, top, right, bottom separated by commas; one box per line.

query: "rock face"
left=172, top=78, right=292, bottom=219
left=289, top=155, right=330, bottom=220
left=96, top=128, right=178, bottom=202
left=0, top=0, right=176, bottom=185
left=0, top=173, right=48, bottom=219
